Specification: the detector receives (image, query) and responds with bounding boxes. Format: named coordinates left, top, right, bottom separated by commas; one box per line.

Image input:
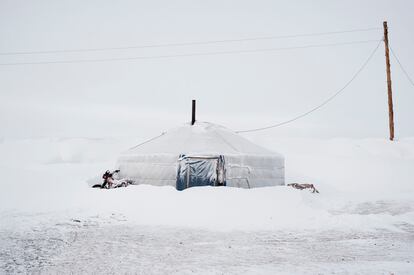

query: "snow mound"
left=1, top=137, right=414, bottom=274
left=0, top=137, right=413, bottom=232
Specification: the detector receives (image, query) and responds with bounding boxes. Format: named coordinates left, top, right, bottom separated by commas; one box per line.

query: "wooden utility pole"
left=191, top=99, right=196, bottom=125
left=383, top=21, right=395, bottom=141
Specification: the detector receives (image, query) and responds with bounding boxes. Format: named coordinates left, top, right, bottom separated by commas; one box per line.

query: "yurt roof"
left=124, top=122, right=282, bottom=157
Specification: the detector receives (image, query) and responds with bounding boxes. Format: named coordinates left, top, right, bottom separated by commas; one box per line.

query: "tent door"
left=176, top=155, right=225, bottom=191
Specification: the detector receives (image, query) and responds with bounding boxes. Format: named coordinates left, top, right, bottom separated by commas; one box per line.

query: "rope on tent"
left=129, top=132, right=166, bottom=150
left=235, top=38, right=383, bottom=134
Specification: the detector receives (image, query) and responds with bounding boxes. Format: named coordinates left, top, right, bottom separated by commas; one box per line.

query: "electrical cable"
left=389, top=46, right=414, bottom=88
left=0, top=27, right=381, bottom=56
left=235, top=39, right=383, bottom=133
left=0, top=39, right=379, bottom=66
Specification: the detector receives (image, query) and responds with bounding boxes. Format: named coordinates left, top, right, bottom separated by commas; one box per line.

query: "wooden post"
left=191, top=100, right=196, bottom=125
left=383, top=21, right=395, bottom=141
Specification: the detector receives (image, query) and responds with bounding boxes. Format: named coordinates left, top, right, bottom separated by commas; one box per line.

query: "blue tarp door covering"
left=176, top=155, right=225, bottom=191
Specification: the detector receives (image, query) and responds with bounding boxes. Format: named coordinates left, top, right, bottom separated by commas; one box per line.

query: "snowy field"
left=0, top=136, right=413, bottom=274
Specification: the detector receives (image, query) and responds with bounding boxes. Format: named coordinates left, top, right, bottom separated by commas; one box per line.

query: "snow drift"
left=1, top=136, right=414, bottom=274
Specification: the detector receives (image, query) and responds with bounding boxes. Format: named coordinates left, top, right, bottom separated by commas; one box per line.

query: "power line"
left=389, top=46, right=414, bottom=88
left=235, top=39, right=383, bottom=134
left=0, top=27, right=380, bottom=56
left=0, top=39, right=379, bottom=66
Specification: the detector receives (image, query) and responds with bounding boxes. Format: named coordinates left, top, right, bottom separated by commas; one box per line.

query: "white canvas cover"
left=116, top=122, right=284, bottom=188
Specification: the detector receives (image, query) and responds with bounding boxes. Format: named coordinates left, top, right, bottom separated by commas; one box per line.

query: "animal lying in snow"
left=287, top=183, right=319, bottom=193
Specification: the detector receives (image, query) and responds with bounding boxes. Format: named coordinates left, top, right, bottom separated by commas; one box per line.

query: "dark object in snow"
left=92, top=169, right=132, bottom=189
left=71, top=219, right=81, bottom=223
left=287, top=183, right=319, bottom=193
left=176, top=155, right=226, bottom=191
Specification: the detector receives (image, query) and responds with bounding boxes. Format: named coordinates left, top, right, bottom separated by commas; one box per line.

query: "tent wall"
left=225, top=155, right=284, bottom=188
left=117, top=153, right=284, bottom=189
left=117, top=154, right=177, bottom=187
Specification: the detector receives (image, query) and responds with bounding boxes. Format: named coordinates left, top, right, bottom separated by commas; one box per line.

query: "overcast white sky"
left=0, top=0, right=413, bottom=140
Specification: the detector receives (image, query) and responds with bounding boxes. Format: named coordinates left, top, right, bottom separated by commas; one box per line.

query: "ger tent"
left=116, top=122, right=284, bottom=190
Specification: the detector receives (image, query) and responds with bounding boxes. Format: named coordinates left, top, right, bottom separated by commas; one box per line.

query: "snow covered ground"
left=0, top=136, right=413, bottom=274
